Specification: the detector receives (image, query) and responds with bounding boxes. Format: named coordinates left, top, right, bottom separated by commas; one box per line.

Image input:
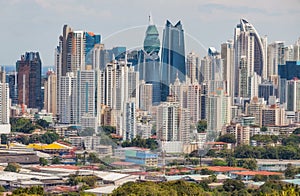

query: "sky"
left=0, top=0, right=299, bottom=66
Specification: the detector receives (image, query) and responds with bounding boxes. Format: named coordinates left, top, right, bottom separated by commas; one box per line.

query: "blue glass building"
left=85, top=32, right=101, bottom=65
left=161, top=20, right=186, bottom=101
left=138, top=18, right=161, bottom=104
left=278, top=61, right=300, bottom=80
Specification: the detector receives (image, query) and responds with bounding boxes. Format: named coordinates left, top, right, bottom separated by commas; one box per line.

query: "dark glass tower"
left=161, top=20, right=185, bottom=101
left=138, top=16, right=161, bottom=104
left=16, top=52, right=42, bottom=109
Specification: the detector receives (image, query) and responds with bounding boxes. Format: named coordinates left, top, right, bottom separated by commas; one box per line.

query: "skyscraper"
left=234, top=19, right=266, bottom=98
left=0, top=66, right=10, bottom=134
left=161, top=20, right=185, bottom=101
left=138, top=15, right=161, bottom=104
left=186, top=52, right=199, bottom=84
left=44, top=70, right=57, bottom=116
left=16, top=52, right=42, bottom=109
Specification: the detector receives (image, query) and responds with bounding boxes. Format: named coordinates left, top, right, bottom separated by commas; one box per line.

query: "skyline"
left=0, top=0, right=299, bottom=66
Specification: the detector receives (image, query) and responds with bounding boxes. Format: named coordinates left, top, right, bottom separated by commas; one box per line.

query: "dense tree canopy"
left=217, top=134, right=236, bottom=144
left=197, top=120, right=207, bottom=133
left=121, top=136, right=158, bottom=150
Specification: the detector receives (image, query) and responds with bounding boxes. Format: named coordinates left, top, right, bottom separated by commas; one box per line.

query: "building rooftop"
left=232, top=171, right=283, bottom=176
left=206, top=166, right=249, bottom=172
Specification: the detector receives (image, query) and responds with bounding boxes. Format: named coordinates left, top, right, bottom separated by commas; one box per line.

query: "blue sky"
left=0, top=0, right=299, bottom=66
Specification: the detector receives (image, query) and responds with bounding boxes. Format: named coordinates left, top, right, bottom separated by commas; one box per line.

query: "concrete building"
left=0, top=81, right=10, bottom=134
left=44, top=70, right=57, bottom=116
left=262, top=105, right=286, bottom=127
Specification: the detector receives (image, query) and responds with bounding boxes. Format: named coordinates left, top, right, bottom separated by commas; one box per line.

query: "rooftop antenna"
left=149, top=12, right=154, bottom=25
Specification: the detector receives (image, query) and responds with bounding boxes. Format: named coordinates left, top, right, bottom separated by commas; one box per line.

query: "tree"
left=39, top=131, right=59, bottom=144
left=239, top=159, right=257, bottom=171
left=212, top=159, right=227, bottom=166
left=0, top=134, right=7, bottom=145
left=223, top=179, right=245, bottom=192
left=12, top=186, right=44, bottom=195
left=293, top=128, right=300, bottom=135
left=217, top=134, right=236, bottom=144
left=88, top=153, right=100, bottom=163
left=197, top=120, right=207, bottom=133
left=261, top=126, right=268, bottom=132
left=35, top=119, right=50, bottom=129
left=4, top=163, right=21, bottom=173
left=39, top=157, right=48, bottom=166
left=284, top=163, right=298, bottom=179
left=52, top=156, right=61, bottom=164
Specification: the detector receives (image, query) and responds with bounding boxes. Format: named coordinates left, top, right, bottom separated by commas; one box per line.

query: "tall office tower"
left=246, top=96, right=266, bottom=126
left=124, top=100, right=136, bottom=141
left=138, top=16, right=161, bottom=104
left=284, top=45, right=294, bottom=62
left=186, top=52, right=199, bottom=84
left=85, top=32, right=101, bottom=66
left=0, top=66, right=5, bottom=83
left=294, top=38, right=300, bottom=61
left=187, top=84, right=201, bottom=124
left=278, top=61, right=300, bottom=80
left=262, top=105, right=286, bottom=126
left=286, top=79, right=300, bottom=112
left=234, top=19, right=266, bottom=98
left=207, top=89, right=231, bottom=133
left=139, top=80, right=153, bottom=111
left=77, top=68, right=97, bottom=124
left=221, top=40, right=234, bottom=97
left=44, top=70, right=57, bottom=116
left=6, top=71, right=18, bottom=105
left=169, top=76, right=188, bottom=108
left=258, top=81, right=275, bottom=104
left=267, top=41, right=285, bottom=78
left=157, top=101, right=179, bottom=141
left=59, top=72, right=77, bottom=124
left=178, top=108, right=190, bottom=143
left=92, top=44, right=110, bottom=70
left=0, top=81, right=10, bottom=134
left=16, top=52, right=42, bottom=110
left=200, top=83, right=208, bottom=120
left=201, top=47, right=224, bottom=94
left=128, top=66, right=139, bottom=108
left=161, top=20, right=185, bottom=101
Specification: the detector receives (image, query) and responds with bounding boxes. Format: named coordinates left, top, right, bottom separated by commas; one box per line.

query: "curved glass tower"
left=234, top=18, right=266, bottom=98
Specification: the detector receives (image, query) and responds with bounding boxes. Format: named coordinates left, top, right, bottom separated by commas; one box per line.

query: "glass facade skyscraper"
left=161, top=20, right=185, bottom=101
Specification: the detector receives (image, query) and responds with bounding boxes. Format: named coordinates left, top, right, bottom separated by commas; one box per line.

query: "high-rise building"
left=200, top=48, right=224, bottom=94
left=157, top=101, right=179, bottom=141
left=16, top=52, right=42, bottom=109
left=77, top=69, right=97, bottom=124
left=286, top=79, right=300, bottom=112
left=207, top=89, right=231, bottom=132
left=258, top=81, right=275, bottom=104
left=278, top=61, right=300, bottom=80
left=221, top=40, right=234, bottom=97
left=246, top=96, right=266, bottom=126
left=262, top=105, right=286, bottom=126
left=124, top=100, right=136, bottom=141
left=267, top=41, right=285, bottom=78
left=59, top=72, right=77, bottom=124
left=234, top=19, right=266, bottom=98
left=0, top=81, right=10, bottom=134
left=139, top=81, right=152, bottom=111
left=44, top=70, right=57, bottom=116
left=186, top=52, right=199, bottom=84
left=161, top=20, right=185, bottom=101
